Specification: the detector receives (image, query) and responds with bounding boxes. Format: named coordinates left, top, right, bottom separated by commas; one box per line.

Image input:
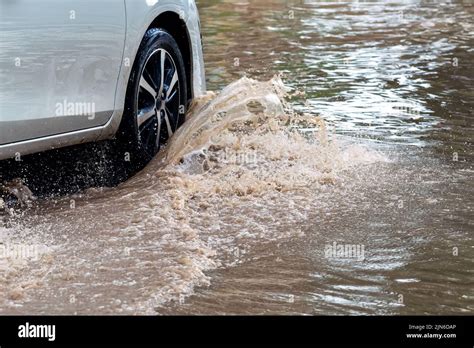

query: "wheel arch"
left=99, top=5, right=205, bottom=142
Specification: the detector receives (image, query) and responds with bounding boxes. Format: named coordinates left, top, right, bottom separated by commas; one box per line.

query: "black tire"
left=117, top=28, right=188, bottom=168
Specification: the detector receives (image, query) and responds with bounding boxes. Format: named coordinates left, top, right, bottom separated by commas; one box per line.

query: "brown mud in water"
left=0, top=77, right=388, bottom=314
left=1, top=0, right=473, bottom=314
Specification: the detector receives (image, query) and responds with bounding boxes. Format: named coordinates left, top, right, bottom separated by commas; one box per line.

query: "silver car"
left=0, top=0, right=206, bottom=165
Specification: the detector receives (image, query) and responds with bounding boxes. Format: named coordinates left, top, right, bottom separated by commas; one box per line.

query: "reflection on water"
left=199, top=0, right=473, bottom=154
left=1, top=0, right=473, bottom=315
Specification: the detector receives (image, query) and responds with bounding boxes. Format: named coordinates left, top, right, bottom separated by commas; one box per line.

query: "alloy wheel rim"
left=136, top=48, right=181, bottom=156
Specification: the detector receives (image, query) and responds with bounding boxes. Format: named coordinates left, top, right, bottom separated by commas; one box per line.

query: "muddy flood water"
left=0, top=0, right=473, bottom=315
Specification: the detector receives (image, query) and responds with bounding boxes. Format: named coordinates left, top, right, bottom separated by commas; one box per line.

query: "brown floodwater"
left=0, top=0, right=473, bottom=315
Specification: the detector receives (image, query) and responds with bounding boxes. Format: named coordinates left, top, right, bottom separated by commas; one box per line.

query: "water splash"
left=154, top=76, right=385, bottom=196
left=0, top=77, right=386, bottom=314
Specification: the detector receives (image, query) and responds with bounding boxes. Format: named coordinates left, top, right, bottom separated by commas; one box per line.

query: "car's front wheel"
left=118, top=28, right=188, bottom=167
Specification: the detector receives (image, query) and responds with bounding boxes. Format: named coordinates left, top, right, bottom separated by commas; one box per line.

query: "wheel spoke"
left=166, top=70, right=179, bottom=100
left=157, top=50, right=166, bottom=98
left=137, top=108, right=156, bottom=127
left=166, top=88, right=178, bottom=103
left=163, top=108, right=174, bottom=136
left=140, top=76, right=157, bottom=98
left=144, top=68, right=159, bottom=90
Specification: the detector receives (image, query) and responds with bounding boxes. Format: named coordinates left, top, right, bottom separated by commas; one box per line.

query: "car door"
left=0, top=0, right=126, bottom=145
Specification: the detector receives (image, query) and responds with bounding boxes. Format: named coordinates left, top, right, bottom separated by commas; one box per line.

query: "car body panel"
left=0, top=0, right=206, bottom=160
left=0, top=0, right=126, bottom=145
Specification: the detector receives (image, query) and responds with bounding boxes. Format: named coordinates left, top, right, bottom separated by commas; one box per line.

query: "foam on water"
left=0, top=224, right=55, bottom=305
left=154, top=76, right=385, bottom=194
